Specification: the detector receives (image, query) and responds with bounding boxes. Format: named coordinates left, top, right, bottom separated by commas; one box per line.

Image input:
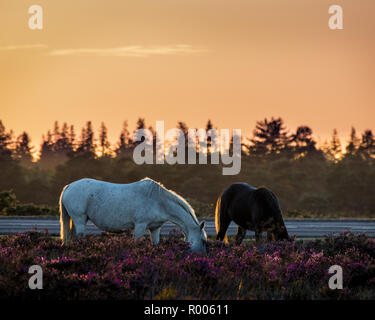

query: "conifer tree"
left=0, top=120, right=13, bottom=159
left=248, top=117, right=290, bottom=156
left=115, top=121, right=132, bottom=158
left=15, top=132, right=33, bottom=162
left=76, top=121, right=96, bottom=157
left=327, top=129, right=342, bottom=161
left=99, top=122, right=111, bottom=157
left=358, top=129, right=375, bottom=159
left=345, top=127, right=360, bottom=157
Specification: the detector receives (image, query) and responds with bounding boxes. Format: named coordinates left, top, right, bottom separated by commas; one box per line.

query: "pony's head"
left=274, top=224, right=291, bottom=241
left=189, top=221, right=208, bottom=255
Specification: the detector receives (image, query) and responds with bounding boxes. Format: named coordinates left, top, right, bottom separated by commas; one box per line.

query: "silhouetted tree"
left=39, top=130, right=54, bottom=161
left=115, top=121, right=132, bottom=158
left=99, top=122, right=111, bottom=157
left=136, top=118, right=146, bottom=130
left=133, top=118, right=147, bottom=148
left=358, top=130, right=375, bottom=160
left=177, top=122, right=189, bottom=139
left=15, top=132, right=33, bottom=163
left=229, top=133, right=246, bottom=156
left=39, top=122, right=76, bottom=167
left=205, top=119, right=214, bottom=154
left=69, top=125, right=76, bottom=151
left=76, top=121, right=96, bottom=158
left=326, top=129, right=342, bottom=162
left=176, top=121, right=189, bottom=161
left=292, top=126, right=317, bottom=156
left=248, top=117, right=290, bottom=156
left=53, top=122, right=74, bottom=155
left=0, top=120, right=13, bottom=159
left=345, top=127, right=360, bottom=157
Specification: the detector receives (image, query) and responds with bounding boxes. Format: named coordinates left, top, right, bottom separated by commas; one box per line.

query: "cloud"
left=47, top=45, right=207, bottom=57
left=0, top=44, right=48, bottom=51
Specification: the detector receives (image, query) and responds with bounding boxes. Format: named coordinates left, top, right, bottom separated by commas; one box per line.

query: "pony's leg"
left=134, top=223, right=148, bottom=241
left=75, top=223, right=85, bottom=239
left=70, top=221, right=77, bottom=241
left=235, top=226, right=247, bottom=245
left=71, top=215, right=88, bottom=239
left=149, top=228, right=161, bottom=245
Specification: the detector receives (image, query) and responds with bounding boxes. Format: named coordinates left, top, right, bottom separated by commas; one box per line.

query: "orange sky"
left=1, top=0, right=374, bottom=150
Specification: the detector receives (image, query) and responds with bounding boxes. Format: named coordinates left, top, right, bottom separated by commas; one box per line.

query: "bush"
left=3, top=204, right=58, bottom=216
left=0, top=190, right=17, bottom=213
left=0, top=190, right=58, bottom=216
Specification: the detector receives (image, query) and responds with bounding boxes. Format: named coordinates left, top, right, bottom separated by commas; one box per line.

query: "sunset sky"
left=1, top=0, right=374, bottom=150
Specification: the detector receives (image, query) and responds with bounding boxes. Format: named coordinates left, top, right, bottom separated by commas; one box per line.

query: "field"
left=1, top=231, right=375, bottom=300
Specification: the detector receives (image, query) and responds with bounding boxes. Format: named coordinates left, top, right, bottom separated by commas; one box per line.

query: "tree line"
left=0, top=117, right=374, bottom=218
left=1, top=117, right=374, bottom=165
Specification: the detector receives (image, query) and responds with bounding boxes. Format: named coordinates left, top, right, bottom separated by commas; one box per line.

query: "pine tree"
left=328, top=129, right=342, bottom=161
left=69, top=125, right=76, bottom=153
left=39, top=130, right=53, bottom=161
left=15, top=132, right=33, bottom=162
left=115, top=121, right=132, bottom=158
left=345, top=127, right=360, bottom=157
left=176, top=121, right=189, bottom=162
left=53, top=122, right=72, bottom=154
left=358, top=129, right=375, bottom=159
left=292, top=126, right=317, bottom=156
left=52, top=121, right=60, bottom=148
left=76, top=121, right=96, bottom=157
left=177, top=121, right=189, bottom=147
left=0, top=120, right=13, bottom=159
left=99, top=122, right=111, bottom=157
left=205, top=119, right=214, bottom=154
left=248, top=117, right=290, bottom=156
left=133, top=118, right=146, bottom=147
left=38, top=122, right=76, bottom=167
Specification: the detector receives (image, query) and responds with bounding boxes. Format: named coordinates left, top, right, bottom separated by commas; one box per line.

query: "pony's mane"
left=140, top=177, right=199, bottom=225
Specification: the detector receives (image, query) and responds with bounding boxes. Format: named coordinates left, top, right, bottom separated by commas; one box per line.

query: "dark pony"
left=215, top=183, right=290, bottom=244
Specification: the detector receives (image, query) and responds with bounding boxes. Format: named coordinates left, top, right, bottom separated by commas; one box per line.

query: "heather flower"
left=0, top=231, right=374, bottom=299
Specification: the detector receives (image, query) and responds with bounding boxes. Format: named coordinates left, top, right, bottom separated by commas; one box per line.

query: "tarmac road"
left=1, top=217, right=375, bottom=238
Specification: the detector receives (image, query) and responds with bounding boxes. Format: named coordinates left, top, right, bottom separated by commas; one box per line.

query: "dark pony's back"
left=251, top=187, right=281, bottom=222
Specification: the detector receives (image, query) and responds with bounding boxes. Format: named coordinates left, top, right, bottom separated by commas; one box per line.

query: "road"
left=1, top=217, right=375, bottom=238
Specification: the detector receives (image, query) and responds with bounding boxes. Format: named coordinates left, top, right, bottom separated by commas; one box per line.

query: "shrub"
left=3, top=204, right=58, bottom=216
left=0, top=190, right=17, bottom=213
left=0, top=190, right=58, bottom=216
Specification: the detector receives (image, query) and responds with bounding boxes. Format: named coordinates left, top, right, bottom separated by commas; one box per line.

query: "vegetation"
left=1, top=231, right=374, bottom=299
left=0, top=118, right=374, bottom=218
left=0, top=191, right=58, bottom=216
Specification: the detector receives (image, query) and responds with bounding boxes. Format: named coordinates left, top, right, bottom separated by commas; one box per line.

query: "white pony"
left=59, top=177, right=207, bottom=254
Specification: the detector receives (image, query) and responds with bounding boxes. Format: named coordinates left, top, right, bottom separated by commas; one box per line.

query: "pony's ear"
left=200, top=221, right=205, bottom=230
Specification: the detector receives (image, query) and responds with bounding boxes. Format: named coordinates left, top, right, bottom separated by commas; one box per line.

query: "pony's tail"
left=214, top=197, right=221, bottom=235
left=215, top=196, right=228, bottom=244
left=59, top=185, right=75, bottom=245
